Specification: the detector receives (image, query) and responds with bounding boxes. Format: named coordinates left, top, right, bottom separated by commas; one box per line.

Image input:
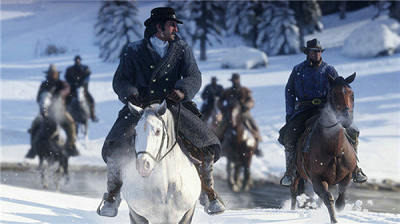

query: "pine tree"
left=94, top=0, right=142, bottom=62
left=226, top=1, right=270, bottom=48
left=256, top=2, right=300, bottom=56
left=169, top=0, right=224, bottom=61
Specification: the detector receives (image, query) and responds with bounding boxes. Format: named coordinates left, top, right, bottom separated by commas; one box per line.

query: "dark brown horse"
left=221, top=97, right=257, bottom=192
left=291, top=73, right=358, bottom=223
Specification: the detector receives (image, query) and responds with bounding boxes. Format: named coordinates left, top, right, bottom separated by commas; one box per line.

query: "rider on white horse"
left=98, top=7, right=225, bottom=217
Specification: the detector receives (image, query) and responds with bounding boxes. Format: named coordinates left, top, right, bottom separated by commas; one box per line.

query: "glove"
left=167, top=89, right=185, bottom=103
left=128, top=94, right=142, bottom=107
left=286, top=114, right=292, bottom=123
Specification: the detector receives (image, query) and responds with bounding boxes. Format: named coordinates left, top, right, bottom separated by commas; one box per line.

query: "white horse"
left=121, top=100, right=201, bottom=224
left=67, top=87, right=90, bottom=145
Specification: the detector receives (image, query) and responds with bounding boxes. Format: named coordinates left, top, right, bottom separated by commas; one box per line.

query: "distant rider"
left=26, top=64, right=79, bottom=158
left=201, top=76, right=223, bottom=122
left=65, top=55, right=99, bottom=122
left=217, top=73, right=263, bottom=157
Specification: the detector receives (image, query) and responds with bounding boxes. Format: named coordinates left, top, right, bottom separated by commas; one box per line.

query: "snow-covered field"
left=1, top=1, right=400, bottom=223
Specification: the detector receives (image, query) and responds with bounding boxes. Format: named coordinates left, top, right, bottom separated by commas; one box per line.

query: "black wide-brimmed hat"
left=74, top=55, right=81, bottom=61
left=301, top=38, right=325, bottom=54
left=144, top=7, right=183, bottom=27
left=229, top=73, right=240, bottom=81
left=211, top=76, right=218, bottom=81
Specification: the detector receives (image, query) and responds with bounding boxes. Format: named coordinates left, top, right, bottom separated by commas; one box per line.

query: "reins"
left=136, top=101, right=181, bottom=164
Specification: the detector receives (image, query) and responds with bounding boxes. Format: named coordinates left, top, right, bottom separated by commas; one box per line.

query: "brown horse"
left=221, top=97, right=257, bottom=192
left=291, top=73, right=358, bottom=223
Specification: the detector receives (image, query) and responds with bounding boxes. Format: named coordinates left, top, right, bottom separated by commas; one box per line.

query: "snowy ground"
left=1, top=1, right=400, bottom=223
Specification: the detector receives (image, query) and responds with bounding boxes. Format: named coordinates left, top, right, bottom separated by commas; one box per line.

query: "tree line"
left=94, top=0, right=400, bottom=62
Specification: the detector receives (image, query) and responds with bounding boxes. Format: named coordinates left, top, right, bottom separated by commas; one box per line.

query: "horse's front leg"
left=336, top=174, right=351, bottom=211
left=38, top=158, right=49, bottom=188
left=312, top=179, right=337, bottom=223
left=242, top=157, right=253, bottom=191
left=290, top=176, right=302, bottom=210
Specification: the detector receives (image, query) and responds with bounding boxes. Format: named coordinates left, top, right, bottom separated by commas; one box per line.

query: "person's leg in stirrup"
left=197, top=153, right=225, bottom=215
left=98, top=155, right=122, bottom=217
left=347, top=125, right=367, bottom=183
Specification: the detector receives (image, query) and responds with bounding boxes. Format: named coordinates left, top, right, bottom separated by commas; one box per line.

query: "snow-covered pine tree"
left=290, top=0, right=323, bottom=49
left=94, top=0, right=142, bottom=62
left=302, top=0, right=323, bottom=35
left=170, top=0, right=224, bottom=61
left=257, top=1, right=300, bottom=56
left=226, top=1, right=270, bottom=48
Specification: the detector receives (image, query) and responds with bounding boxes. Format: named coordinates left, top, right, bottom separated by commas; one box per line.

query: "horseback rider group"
left=24, top=6, right=369, bottom=219
left=26, top=56, right=98, bottom=159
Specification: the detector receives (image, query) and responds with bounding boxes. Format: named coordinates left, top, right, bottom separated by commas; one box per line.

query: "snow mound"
left=221, top=46, right=268, bottom=69
left=342, top=19, right=400, bottom=58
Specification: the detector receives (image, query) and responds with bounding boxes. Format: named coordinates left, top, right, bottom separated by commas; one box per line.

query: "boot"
left=346, top=129, right=368, bottom=183
left=98, top=157, right=123, bottom=217
left=197, top=155, right=226, bottom=215
left=353, top=166, right=367, bottom=183
left=25, top=148, right=36, bottom=159
left=254, top=147, right=263, bottom=157
left=67, top=142, right=80, bottom=157
left=280, top=144, right=296, bottom=187
left=97, top=183, right=122, bottom=217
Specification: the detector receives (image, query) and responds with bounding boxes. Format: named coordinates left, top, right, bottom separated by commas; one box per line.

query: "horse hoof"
left=232, top=184, right=241, bottom=193
left=206, top=199, right=226, bottom=215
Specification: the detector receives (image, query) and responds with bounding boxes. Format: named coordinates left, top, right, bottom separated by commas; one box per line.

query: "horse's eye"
left=155, top=129, right=161, bottom=136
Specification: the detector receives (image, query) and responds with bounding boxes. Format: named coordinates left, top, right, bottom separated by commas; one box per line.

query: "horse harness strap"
left=136, top=102, right=181, bottom=163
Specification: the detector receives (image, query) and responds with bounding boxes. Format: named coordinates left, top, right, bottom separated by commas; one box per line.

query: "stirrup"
left=353, top=168, right=368, bottom=183
left=280, top=174, right=293, bottom=187
left=97, top=193, right=121, bottom=217
left=204, top=194, right=225, bottom=215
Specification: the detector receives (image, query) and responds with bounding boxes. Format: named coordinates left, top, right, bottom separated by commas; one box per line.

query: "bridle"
left=135, top=102, right=181, bottom=164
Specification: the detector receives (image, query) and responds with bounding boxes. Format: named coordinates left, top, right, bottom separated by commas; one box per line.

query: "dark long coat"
left=102, top=36, right=221, bottom=162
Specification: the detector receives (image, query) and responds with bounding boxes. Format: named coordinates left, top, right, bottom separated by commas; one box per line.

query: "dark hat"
left=211, top=76, right=218, bottom=81
left=229, top=73, right=240, bottom=81
left=301, top=38, right=325, bottom=54
left=144, top=7, right=183, bottom=27
left=74, top=55, right=81, bottom=60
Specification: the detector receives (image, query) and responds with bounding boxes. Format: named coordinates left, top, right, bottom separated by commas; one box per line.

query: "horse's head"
left=327, top=73, right=356, bottom=128
left=38, top=91, right=53, bottom=117
left=226, top=97, right=242, bottom=128
left=38, top=88, right=65, bottom=120
left=75, top=87, right=85, bottom=103
left=128, top=100, right=173, bottom=178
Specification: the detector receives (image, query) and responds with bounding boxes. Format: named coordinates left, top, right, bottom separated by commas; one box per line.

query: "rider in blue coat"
left=279, top=38, right=367, bottom=187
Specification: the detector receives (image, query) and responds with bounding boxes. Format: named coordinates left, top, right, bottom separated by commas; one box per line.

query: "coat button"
left=150, top=65, right=154, bottom=69
left=150, top=90, right=154, bottom=94
left=165, top=78, right=169, bottom=81
left=164, top=89, right=167, bottom=92
left=153, top=79, right=156, bottom=82
left=167, top=64, right=170, bottom=67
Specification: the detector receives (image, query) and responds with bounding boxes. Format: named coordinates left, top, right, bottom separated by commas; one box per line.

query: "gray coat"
left=102, top=36, right=221, bottom=162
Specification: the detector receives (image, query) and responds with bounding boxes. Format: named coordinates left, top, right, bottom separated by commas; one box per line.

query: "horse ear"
left=345, top=72, right=356, bottom=84
left=327, top=75, right=335, bottom=86
left=156, top=100, right=167, bottom=117
left=128, top=102, right=144, bottom=117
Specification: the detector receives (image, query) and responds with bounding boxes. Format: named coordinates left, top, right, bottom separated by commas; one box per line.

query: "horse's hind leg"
left=312, top=179, right=337, bottom=223
left=336, top=174, right=351, bottom=211
left=179, top=205, right=196, bottom=224
left=128, top=206, right=149, bottom=224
